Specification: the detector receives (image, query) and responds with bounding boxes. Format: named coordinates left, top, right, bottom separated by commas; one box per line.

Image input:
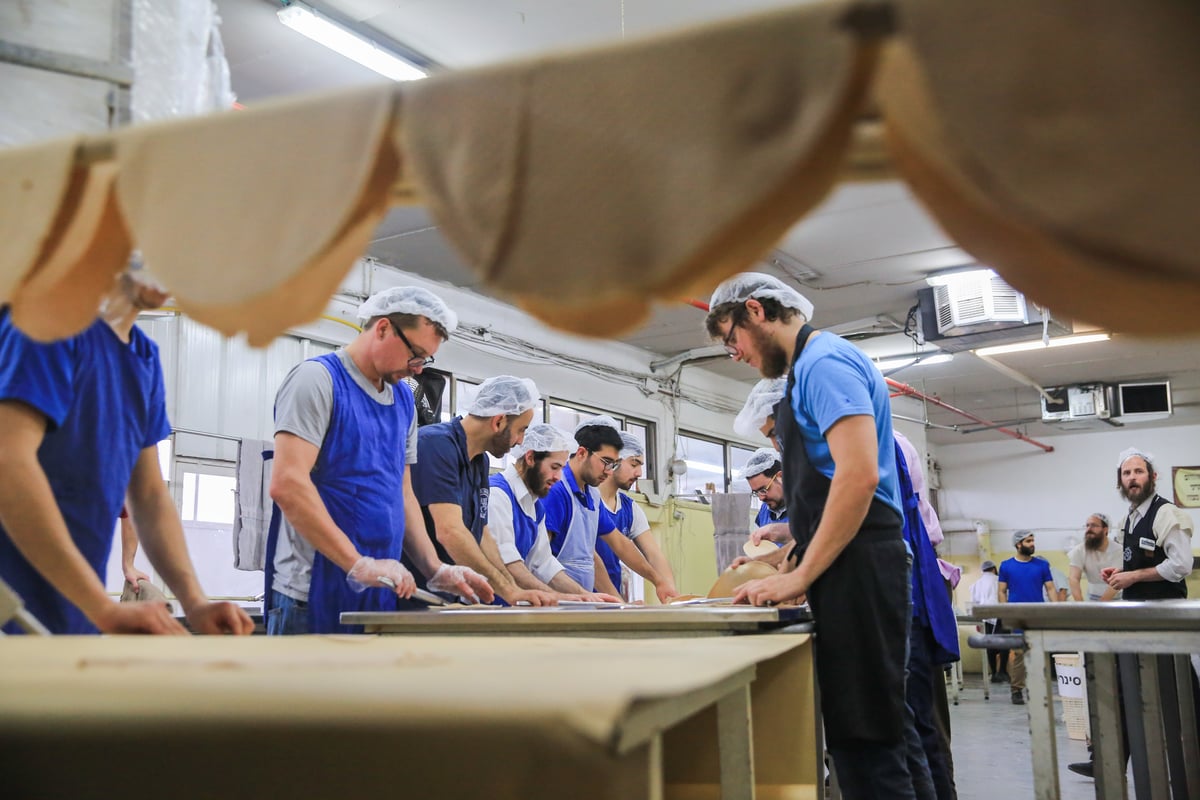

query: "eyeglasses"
left=722, top=321, right=741, bottom=358
left=594, top=453, right=620, bottom=471
left=391, top=322, right=434, bottom=366
left=751, top=472, right=780, bottom=498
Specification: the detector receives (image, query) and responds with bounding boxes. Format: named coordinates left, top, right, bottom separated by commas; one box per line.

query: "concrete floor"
left=947, top=674, right=1107, bottom=800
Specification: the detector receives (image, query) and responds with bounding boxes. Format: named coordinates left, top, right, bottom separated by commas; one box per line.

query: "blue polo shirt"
left=411, top=418, right=490, bottom=567
left=0, top=311, right=171, bottom=634
left=788, top=331, right=902, bottom=517
left=998, top=557, right=1052, bottom=603
left=543, top=464, right=618, bottom=548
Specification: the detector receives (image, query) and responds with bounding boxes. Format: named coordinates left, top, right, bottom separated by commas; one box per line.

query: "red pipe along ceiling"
left=887, top=378, right=1054, bottom=453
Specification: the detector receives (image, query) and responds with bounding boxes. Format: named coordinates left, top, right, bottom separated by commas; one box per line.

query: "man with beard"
left=411, top=375, right=556, bottom=606
left=1069, top=447, right=1196, bottom=779
left=545, top=417, right=668, bottom=594
left=1101, top=448, right=1194, bottom=599
left=1067, top=514, right=1121, bottom=601
left=488, top=423, right=619, bottom=601
left=998, top=531, right=1056, bottom=704
left=267, top=287, right=493, bottom=633
left=593, top=432, right=678, bottom=602
left=706, top=272, right=934, bottom=799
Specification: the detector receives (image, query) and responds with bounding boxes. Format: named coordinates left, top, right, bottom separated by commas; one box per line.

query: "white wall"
left=934, top=423, right=1200, bottom=557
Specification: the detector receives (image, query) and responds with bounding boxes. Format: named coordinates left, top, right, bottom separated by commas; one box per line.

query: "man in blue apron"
left=0, top=265, right=253, bottom=635
left=412, top=375, right=557, bottom=607
left=545, top=417, right=667, bottom=594
left=707, top=272, right=933, bottom=799
left=1070, top=447, right=1197, bottom=778
left=488, top=423, right=618, bottom=600
left=594, top=432, right=678, bottom=602
left=266, top=287, right=492, bottom=634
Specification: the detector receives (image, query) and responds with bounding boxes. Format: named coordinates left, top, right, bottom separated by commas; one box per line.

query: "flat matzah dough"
left=114, top=84, right=397, bottom=339
left=9, top=162, right=131, bottom=341
left=400, top=0, right=879, bottom=337
left=743, top=539, right=779, bottom=558
left=879, top=1, right=1200, bottom=333
left=708, top=560, right=777, bottom=599
left=0, top=136, right=79, bottom=301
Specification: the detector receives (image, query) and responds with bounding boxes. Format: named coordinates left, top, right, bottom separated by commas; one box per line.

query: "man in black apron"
left=1069, top=446, right=1196, bottom=779
left=706, top=272, right=932, bottom=799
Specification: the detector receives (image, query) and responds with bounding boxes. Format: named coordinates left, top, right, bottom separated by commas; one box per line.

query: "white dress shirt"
left=488, top=464, right=567, bottom=585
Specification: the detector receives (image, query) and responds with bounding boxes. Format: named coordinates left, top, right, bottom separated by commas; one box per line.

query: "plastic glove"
left=427, top=564, right=493, bottom=605
left=346, top=557, right=416, bottom=597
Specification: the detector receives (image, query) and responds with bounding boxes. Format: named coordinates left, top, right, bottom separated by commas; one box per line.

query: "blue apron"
left=894, top=441, right=960, bottom=665
left=595, top=494, right=635, bottom=594
left=263, top=353, right=413, bottom=633
left=489, top=473, right=544, bottom=560
left=548, top=465, right=602, bottom=591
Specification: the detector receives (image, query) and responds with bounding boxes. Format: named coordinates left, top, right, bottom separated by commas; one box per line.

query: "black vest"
left=1122, top=495, right=1187, bottom=601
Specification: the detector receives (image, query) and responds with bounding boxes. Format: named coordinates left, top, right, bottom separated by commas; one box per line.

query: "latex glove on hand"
left=346, top=556, right=416, bottom=597
left=428, top=564, right=493, bottom=605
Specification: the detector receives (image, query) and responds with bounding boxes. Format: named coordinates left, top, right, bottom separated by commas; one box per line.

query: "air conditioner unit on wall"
left=1041, top=384, right=1113, bottom=422
left=917, top=286, right=1071, bottom=353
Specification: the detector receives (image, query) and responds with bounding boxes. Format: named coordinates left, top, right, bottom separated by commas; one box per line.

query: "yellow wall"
left=637, top=497, right=720, bottom=602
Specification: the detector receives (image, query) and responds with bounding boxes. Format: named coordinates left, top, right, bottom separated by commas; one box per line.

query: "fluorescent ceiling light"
left=875, top=353, right=954, bottom=371
left=925, top=267, right=995, bottom=288
left=278, top=3, right=426, bottom=81
left=973, top=332, right=1110, bottom=357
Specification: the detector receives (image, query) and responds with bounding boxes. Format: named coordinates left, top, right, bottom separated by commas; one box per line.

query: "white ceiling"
left=216, top=0, right=1200, bottom=446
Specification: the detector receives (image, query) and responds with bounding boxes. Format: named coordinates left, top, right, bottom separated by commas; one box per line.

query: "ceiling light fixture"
left=924, top=266, right=997, bottom=288
left=278, top=2, right=427, bottom=82
left=973, top=332, right=1110, bottom=357
left=875, top=353, right=954, bottom=371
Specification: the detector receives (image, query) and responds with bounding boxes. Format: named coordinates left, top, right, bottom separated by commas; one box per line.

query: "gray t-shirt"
left=271, top=350, right=418, bottom=601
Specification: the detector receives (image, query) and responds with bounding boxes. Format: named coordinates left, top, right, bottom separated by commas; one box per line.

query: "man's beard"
left=1120, top=474, right=1156, bottom=505
left=487, top=425, right=516, bottom=459
left=1084, top=532, right=1104, bottom=551
left=526, top=466, right=551, bottom=498
left=1017, top=543, right=1035, bottom=557
left=750, top=323, right=791, bottom=379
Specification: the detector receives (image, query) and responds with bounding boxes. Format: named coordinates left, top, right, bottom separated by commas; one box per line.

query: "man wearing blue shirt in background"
left=707, top=272, right=933, bottom=799
left=998, top=530, right=1056, bottom=705
left=0, top=266, right=252, bottom=635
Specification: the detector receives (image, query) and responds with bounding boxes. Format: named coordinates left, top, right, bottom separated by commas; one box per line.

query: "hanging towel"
left=232, top=438, right=274, bottom=571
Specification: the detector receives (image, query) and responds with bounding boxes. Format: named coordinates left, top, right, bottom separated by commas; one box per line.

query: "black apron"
left=1122, top=495, right=1187, bottom=601
left=777, top=325, right=910, bottom=747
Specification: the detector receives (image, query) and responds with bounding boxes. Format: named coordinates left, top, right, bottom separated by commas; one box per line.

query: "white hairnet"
left=619, top=432, right=645, bottom=459
left=734, top=378, right=787, bottom=439
left=356, top=286, right=458, bottom=334
left=513, top=424, right=573, bottom=457
left=574, top=415, right=622, bottom=436
left=465, top=376, right=540, bottom=417
left=739, top=447, right=781, bottom=480
left=1117, top=446, right=1155, bottom=469
left=708, top=272, right=814, bottom=322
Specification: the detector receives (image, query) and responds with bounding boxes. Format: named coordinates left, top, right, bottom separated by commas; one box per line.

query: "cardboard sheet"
left=0, top=135, right=80, bottom=301
left=880, top=1, right=1200, bottom=333
left=398, top=0, right=878, bottom=336
left=0, top=633, right=807, bottom=745
left=114, top=84, right=398, bottom=344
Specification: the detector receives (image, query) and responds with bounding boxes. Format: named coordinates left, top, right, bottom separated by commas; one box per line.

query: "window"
left=675, top=433, right=725, bottom=497
left=727, top=444, right=757, bottom=495
left=547, top=400, right=656, bottom=494
left=175, top=461, right=261, bottom=600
